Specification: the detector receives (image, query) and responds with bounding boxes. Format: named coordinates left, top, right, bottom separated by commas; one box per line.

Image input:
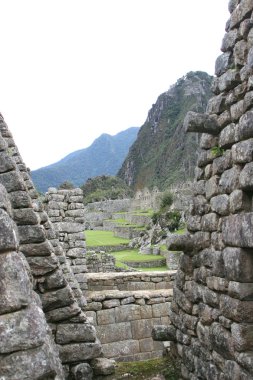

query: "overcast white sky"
left=0, top=0, right=229, bottom=170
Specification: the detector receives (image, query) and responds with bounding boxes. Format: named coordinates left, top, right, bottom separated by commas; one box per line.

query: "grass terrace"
left=85, top=230, right=129, bottom=247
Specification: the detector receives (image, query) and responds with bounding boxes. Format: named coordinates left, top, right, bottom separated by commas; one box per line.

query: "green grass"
left=174, top=227, right=186, bottom=235
left=112, top=249, right=164, bottom=262
left=104, top=357, right=180, bottom=379
left=85, top=230, right=129, bottom=247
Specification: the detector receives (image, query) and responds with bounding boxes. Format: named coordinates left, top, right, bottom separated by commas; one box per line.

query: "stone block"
left=121, top=296, right=135, bottom=305
left=222, top=213, right=253, bottom=247
left=56, top=323, right=96, bottom=344
left=212, top=150, right=232, bottom=175
left=200, top=134, right=219, bottom=149
left=234, top=40, right=248, bottom=67
left=84, top=302, right=102, bottom=311
left=205, top=175, right=220, bottom=200
left=0, top=340, right=63, bottom=379
left=221, top=29, right=239, bottom=52
left=101, top=340, right=139, bottom=359
left=231, top=323, right=253, bottom=351
left=206, top=276, right=228, bottom=292
left=152, top=325, right=176, bottom=341
left=201, top=213, right=219, bottom=232
left=193, top=232, right=211, bottom=251
left=26, top=255, right=59, bottom=276
left=139, top=304, right=152, bottom=319
left=202, top=286, right=219, bottom=308
left=151, top=302, right=169, bottom=318
left=0, top=171, right=25, bottom=192
left=187, top=215, right=201, bottom=232
left=91, top=358, right=116, bottom=376
left=206, top=95, right=226, bottom=115
left=97, top=322, right=132, bottom=344
left=237, top=110, right=253, bottom=140
left=115, top=304, right=141, bottom=322
left=46, top=303, right=82, bottom=322
left=239, top=161, right=253, bottom=189
left=192, top=195, right=210, bottom=215
left=173, top=287, right=193, bottom=314
left=230, top=100, right=245, bottom=121
left=229, top=189, right=251, bottom=213
left=41, top=285, right=74, bottom=312
left=0, top=209, right=18, bottom=253
left=184, top=111, right=220, bottom=134
left=210, top=194, right=230, bottom=215
left=210, top=322, right=235, bottom=360
left=232, top=138, right=253, bottom=163
left=131, top=319, right=154, bottom=340
left=223, top=247, right=253, bottom=282
left=70, top=363, right=93, bottom=380
left=0, top=304, right=48, bottom=353
left=13, top=208, right=39, bottom=225
left=176, top=329, right=191, bottom=345
left=97, top=308, right=115, bottom=325
left=237, top=352, right=253, bottom=375
left=228, top=281, right=253, bottom=300
left=0, top=251, right=32, bottom=314
left=217, top=110, right=231, bottom=129
left=215, top=52, right=233, bottom=76
left=219, top=166, right=241, bottom=193
left=103, top=299, right=120, bottom=309
left=220, top=294, right=253, bottom=322
left=58, top=340, right=101, bottom=363
left=217, top=69, right=241, bottom=92
left=18, top=225, right=45, bottom=244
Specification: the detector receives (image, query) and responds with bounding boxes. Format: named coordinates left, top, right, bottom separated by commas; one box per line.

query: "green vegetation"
left=118, top=71, right=213, bottom=191
left=106, top=357, right=180, bottom=379
left=85, top=230, right=129, bottom=247
left=151, top=191, right=181, bottom=232
left=58, top=180, right=75, bottom=189
left=112, top=249, right=164, bottom=262
left=81, top=175, right=133, bottom=204
left=211, top=146, right=225, bottom=157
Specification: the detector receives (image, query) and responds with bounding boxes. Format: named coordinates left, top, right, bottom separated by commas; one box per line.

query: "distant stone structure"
left=154, top=1, right=253, bottom=378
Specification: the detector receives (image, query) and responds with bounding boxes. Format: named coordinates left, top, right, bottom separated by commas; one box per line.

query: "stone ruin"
left=154, top=0, right=253, bottom=378
left=2, top=0, right=253, bottom=379
left=0, top=119, right=115, bottom=378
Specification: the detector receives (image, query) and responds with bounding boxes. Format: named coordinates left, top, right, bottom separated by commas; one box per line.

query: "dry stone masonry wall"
left=0, top=117, right=114, bottom=379
left=165, top=0, right=253, bottom=378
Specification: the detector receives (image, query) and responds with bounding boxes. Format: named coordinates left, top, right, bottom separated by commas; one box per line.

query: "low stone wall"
left=114, top=226, right=145, bottom=239
left=85, top=271, right=175, bottom=292
left=123, top=258, right=166, bottom=268
left=86, top=252, right=116, bottom=273
left=85, top=288, right=173, bottom=362
left=84, top=199, right=131, bottom=213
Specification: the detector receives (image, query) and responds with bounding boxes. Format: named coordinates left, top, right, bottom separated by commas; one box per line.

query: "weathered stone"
left=239, top=161, right=253, bottom=189
left=207, top=276, right=228, bottom=292
left=173, top=287, right=193, bottom=314
left=115, top=304, right=141, bottom=322
left=219, top=123, right=237, bottom=148
left=192, top=194, right=210, bottom=215
left=59, top=340, right=101, bottom=363
left=210, top=194, right=229, bottom=215
left=187, top=215, right=201, bottom=232
left=0, top=171, right=25, bottom=192
left=237, top=110, right=253, bottom=140
left=0, top=209, right=18, bottom=253
left=200, top=134, right=219, bottom=149
left=231, top=323, right=253, bottom=351
left=196, top=322, right=211, bottom=350
left=0, top=339, right=63, bottom=379
left=46, top=303, right=82, bottom=322
left=70, top=363, right=93, bottom=380
left=102, top=340, right=139, bottom=359
left=210, top=322, right=235, bottom=359
left=220, top=294, right=253, bottom=322
left=91, top=358, right=116, bottom=376
left=184, top=112, right=220, bottom=134
left=228, top=281, right=253, bottom=300
left=41, top=285, right=75, bottom=312
left=223, top=247, right=253, bottom=282
left=197, top=150, right=215, bottom=167
left=222, top=29, right=238, bottom=51
left=56, top=323, right=96, bottom=344
left=230, top=99, right=245, bottom=121
left=215, top=52, right=233, bottom=76
left=167, top=233, right=194, bottom=252
left=219, top=166, right=241, bottom=193
left=205, top=175, right=220, bottom=199
left=234, top=40, right=249, bottom=67
left=97, top=322, right=132, bottom=343
left=232, top=138, right=253, bottom=163
left=218, top=69, right=241, bottom=92
left=0, top=251, right=32, bottom=314
left=18, top=225, right=45, bottom=244
left=152, top=325, right=176, bottom=341
left=223, top=213, right=253, bottom=247
left=13, top=208, right=39, bottom=225
left=206, top=95, right=226, bottom=115
left=26, top=255, right=59, bottom=276
left=193, top=232, right=211, bottom=251
left=212, top=150, right=232, bottom=175
left=103, top=299, right=120, bottom=309
left=201, top=213, right=219, bottom=232
left=229, top=189, right=251, bottom=213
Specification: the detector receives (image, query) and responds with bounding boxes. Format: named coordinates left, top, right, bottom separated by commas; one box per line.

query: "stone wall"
left=163, top=1, right=253, bottom=378
left=84, top=271, right=176, bottom=362
left=0, top=116, right=114, bottom=379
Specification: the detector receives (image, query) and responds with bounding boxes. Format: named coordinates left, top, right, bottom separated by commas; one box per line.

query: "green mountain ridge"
left=117, top=71, right=213, bottom=190
left=31, top=127, right=139, bottom=193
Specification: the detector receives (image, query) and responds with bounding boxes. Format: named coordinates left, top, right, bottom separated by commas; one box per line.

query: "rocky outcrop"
left=163, top=1, right=253, bottom=378
left=118, top=71, right=213, bottom=191
left=0, top=116, right=114, bottom=378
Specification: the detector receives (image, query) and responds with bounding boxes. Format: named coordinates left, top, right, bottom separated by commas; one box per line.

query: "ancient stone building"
left=162, top=0, right=253, bottom=378
left=0, top=118, right=114, bottom=379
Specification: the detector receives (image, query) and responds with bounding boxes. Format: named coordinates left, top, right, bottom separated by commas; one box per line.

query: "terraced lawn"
left=85, top=230, right=129, bottom=247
